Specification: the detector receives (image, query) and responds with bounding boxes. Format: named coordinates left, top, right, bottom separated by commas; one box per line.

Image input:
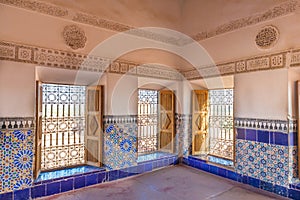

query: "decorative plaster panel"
left=255, top=26, right=279, bottom=49
left=291, top=50, right=300, bottom=67
left=246, top=57, right=270, bottom=71
left=62, top=25, right=87, bottom=50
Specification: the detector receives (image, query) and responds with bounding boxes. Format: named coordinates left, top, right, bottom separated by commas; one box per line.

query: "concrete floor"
left=39, top=165, right=288, bottom=200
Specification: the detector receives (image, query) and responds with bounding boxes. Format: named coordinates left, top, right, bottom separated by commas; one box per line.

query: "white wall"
left=234, top=69, right=288, bottom=120
left=288, top=67, right=300, bottom=119
left=106, top=73, right=138, bottom=115
left=190, top=75, right=234, bottom=90
left=0, top=61, right=35, bottom=117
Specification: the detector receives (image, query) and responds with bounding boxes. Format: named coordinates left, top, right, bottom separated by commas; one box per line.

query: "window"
left=192, top=88, right=234, bottom=162
left=208, top=89, right=234, bottom=160
left=137, top=89, right=158, bottom=154
left=41, top=83, right=86, bottom=170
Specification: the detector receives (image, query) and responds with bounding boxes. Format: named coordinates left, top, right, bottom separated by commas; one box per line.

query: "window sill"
left=188, top=154, right=235, bottom=171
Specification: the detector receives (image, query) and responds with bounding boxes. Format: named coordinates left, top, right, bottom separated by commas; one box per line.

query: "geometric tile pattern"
left=103, top=119, right=138, bottom=170
left=183, top=156, right=300, bottom=199
left=236, top=139, right=289, bottom=187
left=0, top=128, right=34, bottom=194
left=0, top=153, right=178, bottom=199
left=175, top=114, right=192, bottom=157
left=289, top=146, right=298, bottom=182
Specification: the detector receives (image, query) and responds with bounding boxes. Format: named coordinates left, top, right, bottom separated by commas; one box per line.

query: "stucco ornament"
left=255, top=25, right=279, bottom=49
left=62, top=25, right=87, bottom=50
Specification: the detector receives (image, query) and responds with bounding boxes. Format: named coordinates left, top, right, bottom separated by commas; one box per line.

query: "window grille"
left=208, top=89, right=234, bottom=160
left=138, top=89, right=158, bottom=154
left=41, top=84, right=86, bottom=170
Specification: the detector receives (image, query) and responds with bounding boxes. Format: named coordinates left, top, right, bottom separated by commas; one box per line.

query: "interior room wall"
left=288, top=67, right=300, bottom=119
left=0, top=61, right=35, bottom=117
left=234, top=68, right=288, bottom=120
left=106, top=73, right=138, bottom=115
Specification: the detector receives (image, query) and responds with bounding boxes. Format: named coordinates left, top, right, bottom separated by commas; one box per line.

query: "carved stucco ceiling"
left=38, top=0, right=289, bottom=38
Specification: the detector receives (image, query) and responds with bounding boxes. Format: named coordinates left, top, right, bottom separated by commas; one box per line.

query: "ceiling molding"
left=1, top=0, right=298, bottom=46
left=191, top=0, right=299, bottom=42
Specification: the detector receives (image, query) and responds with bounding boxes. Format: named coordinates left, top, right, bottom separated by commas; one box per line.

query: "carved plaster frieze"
left=0, top=40, right=295, bottom=80
left=192, top=0, right=298, bottom=42
left=0, top=41, right=182, bottom=80
left=183, top=52, right=288, bottom=80
left=73, top=12, right=132, bottom=33
left=0, top=0, right=68, bottom=17
left=291, top=50, right=300, bottom=67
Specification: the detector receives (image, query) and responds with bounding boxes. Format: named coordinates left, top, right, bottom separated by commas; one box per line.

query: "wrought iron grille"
left=208, top=89, right=234, bottom=160
left=138, top=89, right=158, bottom=154
left=41, top=84, right=86, bottom=170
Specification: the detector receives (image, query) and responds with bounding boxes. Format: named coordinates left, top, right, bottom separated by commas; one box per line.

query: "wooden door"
left=34, top=81, right=42, bottom=179
left=85, top=85, right=103, bottom=167
left=192, top=90, right=209, bottom=155
left=159, top=90, right=175, bottom=153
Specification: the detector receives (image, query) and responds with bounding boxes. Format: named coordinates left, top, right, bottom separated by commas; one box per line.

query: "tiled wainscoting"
left=0, top=118, right=35, bottom=194
left=235, top=118, right=298, bottom=186
left=182, top=156, right=298, bottom=199
left=1, top=154, right=178, bottom=199
left=1, top=116, right=299, bottom=199
left=183, top=117, right=300, bottom=199
left=175, top=114, right=192, bottom=157
left=0, top=116, right=179, bottom=199
left=103, top=115, right=138, bottom=170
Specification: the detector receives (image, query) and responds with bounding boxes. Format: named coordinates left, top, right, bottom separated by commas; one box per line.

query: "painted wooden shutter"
left=192, top=90, right=209, bottom=155
left=159, top=90, right=175, bottom=153
left=85, top=85, right=103, bottom=167
left=34, top=81, right=42, bottom=179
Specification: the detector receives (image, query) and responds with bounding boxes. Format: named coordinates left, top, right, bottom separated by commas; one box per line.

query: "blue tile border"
left=0, top=191, right=13, bottom=200
left=183, top=156, right=300, bottom=199
left=236, top=128, right=294, bottom=146
left=0, top=154, right=179, bottom=199
left=34, top=166, right=106, bottom=184
left=13, top=188, right=30, bottom=200
left=31, top=184, right=45, bottom=199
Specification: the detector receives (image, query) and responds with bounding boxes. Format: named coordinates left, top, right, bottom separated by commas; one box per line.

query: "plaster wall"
left=234, top=69, right=288, bottom=120
left=288, top=67, right=300, bottom=119
left=0, top=61, right=35, bottom=117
